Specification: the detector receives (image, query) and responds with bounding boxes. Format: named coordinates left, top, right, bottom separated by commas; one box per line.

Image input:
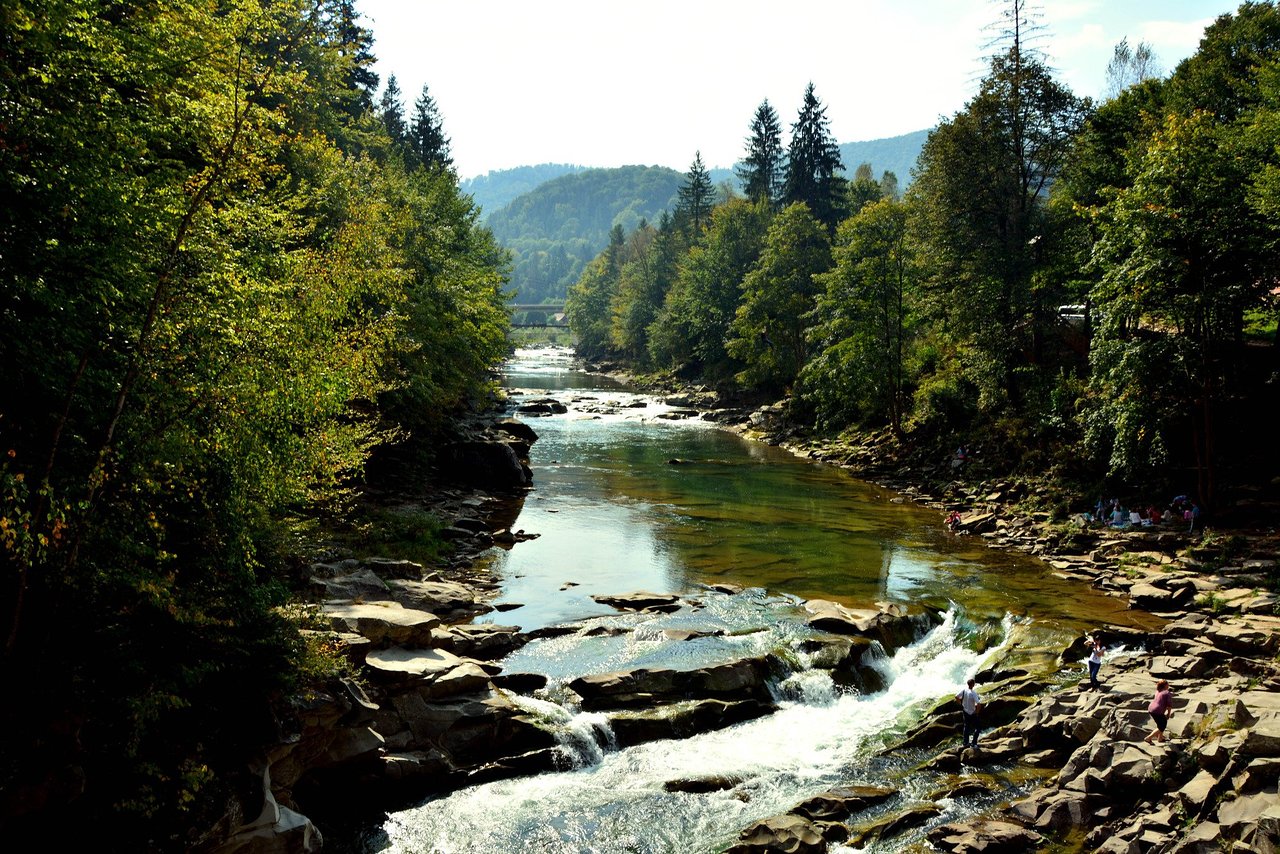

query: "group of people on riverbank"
left=955, top=637, right=1173, bottom=752
left=1081, top=495, right=1201, bottom=533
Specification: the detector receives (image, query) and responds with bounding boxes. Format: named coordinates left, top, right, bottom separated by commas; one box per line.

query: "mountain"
left=461, top=164, right=590, bottom=219
left=485, top=130, right=931, bottom=303
left=486, top=165, right=683, bottom=305
left=836, top=128, right=931, bottom=184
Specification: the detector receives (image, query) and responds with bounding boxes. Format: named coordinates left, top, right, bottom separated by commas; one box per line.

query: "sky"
left=356, top=0, right=1238, bottom=180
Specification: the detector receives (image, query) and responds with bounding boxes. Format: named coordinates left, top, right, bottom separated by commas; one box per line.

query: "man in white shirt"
left=955, top=677, right=983, bottom=750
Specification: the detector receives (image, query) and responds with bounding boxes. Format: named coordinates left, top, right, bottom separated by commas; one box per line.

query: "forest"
left=0, top=0, right=510, bottom=846
left=486, top=165, right=685, bottom=305
left=3, top=0, right=1280, bottom=849
left=566, top=1, right=1280, bottom=517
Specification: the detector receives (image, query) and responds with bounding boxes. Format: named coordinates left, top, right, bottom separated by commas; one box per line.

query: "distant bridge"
left=509, top=303, right=568, bottom=328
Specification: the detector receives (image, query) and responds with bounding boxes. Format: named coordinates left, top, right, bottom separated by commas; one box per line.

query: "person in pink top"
left=1144, top=679, right=1173, bottom=744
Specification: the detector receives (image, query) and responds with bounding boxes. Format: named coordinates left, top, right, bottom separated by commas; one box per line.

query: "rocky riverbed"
left=211, top=371, right=1280, bottom=854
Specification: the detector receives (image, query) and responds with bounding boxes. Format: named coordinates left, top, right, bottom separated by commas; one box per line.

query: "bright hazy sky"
left=357, top=0, right=1237, bottom=180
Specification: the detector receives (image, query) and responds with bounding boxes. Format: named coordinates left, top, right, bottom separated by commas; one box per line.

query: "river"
left=368, top=346, right=1149, bottom=853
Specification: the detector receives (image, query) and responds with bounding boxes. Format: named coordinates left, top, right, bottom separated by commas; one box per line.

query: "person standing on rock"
left=1086, top=637, right=1106, bottom=690
left=1144, top=679, right=1173, bottom=744
left=955, top=678, right=983, bottom=751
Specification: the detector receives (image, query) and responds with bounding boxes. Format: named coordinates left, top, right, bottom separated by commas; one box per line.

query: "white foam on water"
left=376, top=608, right=1015, bottom=854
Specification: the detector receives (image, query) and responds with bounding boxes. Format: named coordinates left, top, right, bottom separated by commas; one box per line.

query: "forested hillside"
left=567, top=2, right=1280, bottom=513
left=461, top=163, right=589, bottom=218
left=483, top=132, right=924, bottom=306
left=837, top=129, right=930, bottom=186
left=0, top=0, right=509, bottom=847
left=486, top=165, right=683, bottom=304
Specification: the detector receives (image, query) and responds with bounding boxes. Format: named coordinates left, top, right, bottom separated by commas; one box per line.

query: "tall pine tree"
left=783, top=83, right=845, bottom=230
left=380, top=74, right=409, bottom=151
left=410, top=83, right=453, bottom=171
left=676, top=151, right=716, bottom=236
left=737, top=100, right=784, bottom=206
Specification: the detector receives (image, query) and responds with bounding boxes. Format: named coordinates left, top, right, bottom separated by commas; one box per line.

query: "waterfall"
left=375, top=607, right=1013, bottom=854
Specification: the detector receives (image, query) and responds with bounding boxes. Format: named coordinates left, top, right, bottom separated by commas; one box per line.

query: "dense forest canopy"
left=0, top=0, right=509, bottom=846
left=566, top=1, right=1280, bottom=513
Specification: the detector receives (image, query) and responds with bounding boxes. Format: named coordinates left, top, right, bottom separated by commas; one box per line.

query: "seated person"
left=1130, top=510, right=1144, bottom=526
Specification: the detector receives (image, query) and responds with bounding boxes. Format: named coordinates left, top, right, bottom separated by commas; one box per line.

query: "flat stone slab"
left=365, top=646, right=465, bottom=679
left=324, top=601, right=442, bottom=646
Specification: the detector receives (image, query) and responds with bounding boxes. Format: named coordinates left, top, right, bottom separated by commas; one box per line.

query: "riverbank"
left=602, top=367, right=1280, bottom=852
left=218, top=354, right=1279, bottom=853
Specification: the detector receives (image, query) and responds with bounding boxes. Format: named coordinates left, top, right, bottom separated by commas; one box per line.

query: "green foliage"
left=803, top=198, right=914, bottom=432
left=784, top=83, right=847, bottom=231
left=676, top=151, right=718, bottom=237
left=0, top=0, right=510, bottom=845
left=738, top=99, right=786, bottom=206
left=728, top=203, right=831, bottom=391
left=649, top=198, right=772, bottom=376
left=486, top=166, right=682, bottom=304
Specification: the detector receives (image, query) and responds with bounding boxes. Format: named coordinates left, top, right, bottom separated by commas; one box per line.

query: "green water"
left=483, top=347, right=1150, bottom=636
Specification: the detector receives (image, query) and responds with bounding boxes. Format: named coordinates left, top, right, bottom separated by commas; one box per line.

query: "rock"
left=848, top=804, right=942, bottom=845
left=364, top=647, right=465, bottom=681
left=590, top=591, right=682, bottom=612
left=790, top=785, right=898, bottom=821
left=494, top=418, right=538, bottom=443
left=440, top=440, right=532, bottom=489
left=322, top=601, right=441, bottom=647
left=385, top=579, right=486, bottom=618
left=569, top=656, right=777, bottom=709
left=431, top=624, right=526, bottom=660
left=1240, top=720, right=1280, bottom=757
left=926, top=820, right=1044, bottom=853
left=727, top=813, right=826, bottom=854
left=607, top=699, right=776, bottom=746
left=1216, top=788, right=1280, bottom=835
left=213, top=764, right=323, bottom=854
left=309, top=567, right=390, bottom=600
left=663, top=775, right=743, bottom=794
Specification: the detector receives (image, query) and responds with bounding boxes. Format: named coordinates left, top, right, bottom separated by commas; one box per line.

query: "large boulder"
left=568, top=656, right=779, bottom=710
left=440, top=440, right=532, bottom=489
left=727, top=814, right=826, bottom=854
left=927, top=820, right=1045, bottom=854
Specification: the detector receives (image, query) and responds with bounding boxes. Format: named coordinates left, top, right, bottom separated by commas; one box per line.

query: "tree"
left=566, top=224, right=626, bottom=358
left=737, top=100, right=785, bottom=206
left=410, top=83, right=453, bottom=172
left=805, top=198, right=915, bottom=434
left=727, top=203, right=831, bottom=391
left=1087, top=110, right=1268, bottom=507
left=609, top=214, right=682, bottom=364
left=1105, top=37, right=1161, bottom=99
left=675, top=151, right=717, bottom=237
left=784, top=83, right=845, bottom=230
left=379, top=74, right=409, bottom=150
left=649, top=199, right=772, bottom=375
left=910, top=42, right=1086, bottom=407
left=847, top=162, right=883, bottom=214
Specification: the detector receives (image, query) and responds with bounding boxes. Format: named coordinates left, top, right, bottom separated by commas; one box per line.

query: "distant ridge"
left=462, top=164, right=590, bottom=218
left=478, top=130, right=931, bottom=302
left=836, top=128, right=931, bottom=184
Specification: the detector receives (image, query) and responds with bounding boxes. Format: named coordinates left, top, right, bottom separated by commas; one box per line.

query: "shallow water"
left=368, top=346, right=1150, bottom=853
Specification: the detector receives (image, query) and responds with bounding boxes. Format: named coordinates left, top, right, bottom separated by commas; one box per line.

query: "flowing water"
left=368, top=346, right=1153, bottom=853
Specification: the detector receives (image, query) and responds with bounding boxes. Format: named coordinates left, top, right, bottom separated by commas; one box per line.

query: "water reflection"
left=486, top=347, right=1150, bottom=634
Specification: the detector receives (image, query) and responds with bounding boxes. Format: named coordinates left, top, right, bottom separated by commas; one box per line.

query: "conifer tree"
left=737, top=100, right=785, bottom=205
left=783, top=83, right=845, bottom=230
left=380, top=74, right=409, bottom=150
left=410, top=83, right=453, bottom=171
left=676, top=151, right=717, bottom=236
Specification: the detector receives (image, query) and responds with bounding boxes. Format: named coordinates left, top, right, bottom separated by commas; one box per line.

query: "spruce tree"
left=737, top=100, right=785, bottom=206
left=676, top=151, right=716, bottom=236
left=783, top=83, right=845, bottom=230
left=410, top=83, right=453, bottom=172
left=380, top=75, right=409, bottom=151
